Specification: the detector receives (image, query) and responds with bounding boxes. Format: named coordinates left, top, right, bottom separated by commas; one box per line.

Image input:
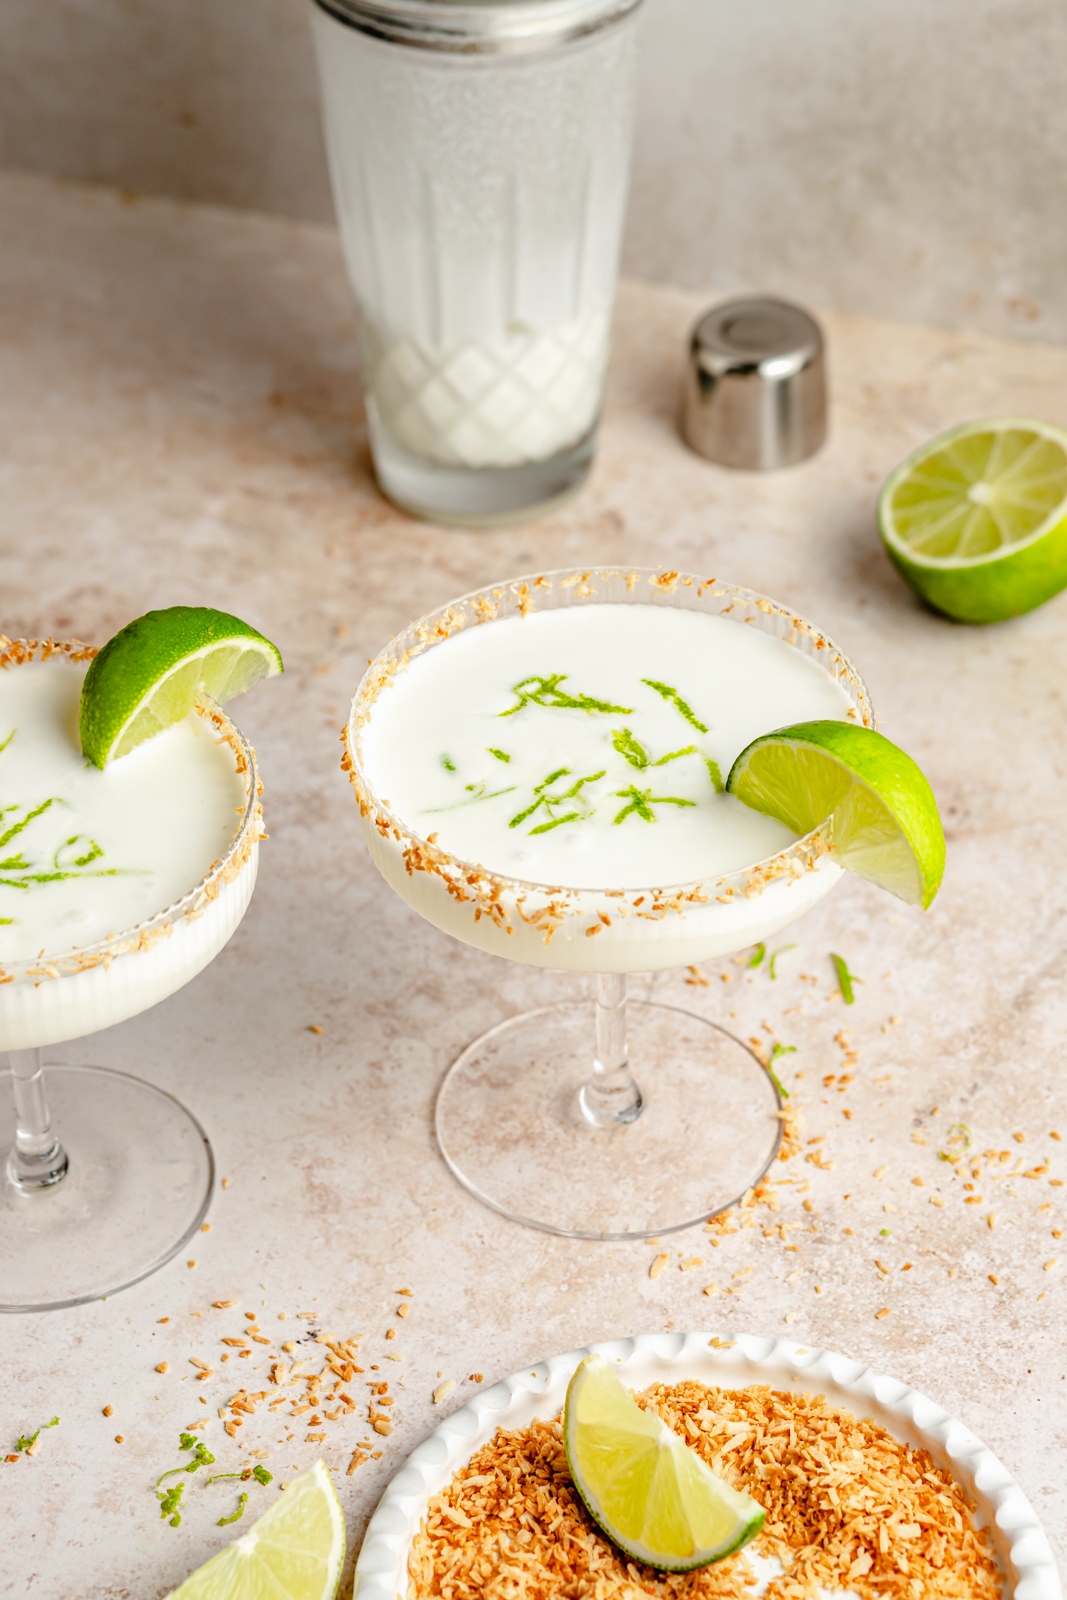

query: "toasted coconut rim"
left=0, top=636, right=263, bottom=985
left=341, top=569, right=875, bottom=917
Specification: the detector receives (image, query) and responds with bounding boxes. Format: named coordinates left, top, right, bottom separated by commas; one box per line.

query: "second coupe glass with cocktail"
left=343, top=568, right=915, bottom=1239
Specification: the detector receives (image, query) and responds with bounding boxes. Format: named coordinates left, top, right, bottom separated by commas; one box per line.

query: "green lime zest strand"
left=0, top=797, right=56, bottom=853
left=0, top=868, right=127, bottom=891
left=206, top=1465, right=272, bottom=1487
left=158, top=1483, right=184, bottom=1527
left=217, top=1492, right=248, bottom=1526
left=55, top=834, right=104, bottom=869
left=767, top=1042, right=796, bottom=1100
left=831, top=952, right=860, bottom=1004
left=705, top=757, right=725, bottom=793
left=612, top=728, right=650, bottom=769
left=938, top=1123, right=972, bottom=1164
left=768, top=944, right=796, bottom=980
left=530, top=811, right=582, bottom=835
left=15, top=1416, right=59, bottom=1453
left=0, top=803, right=132, bottom=892
left=653, top=745, right=697, bottom=766
left=613, top=729, right=698, bottom=771
left=0, top=730, right=14, bottom=758
left=641, top=679, right=709, bottom=733
left=612, top=786, right=697, bottom=825
left=441, top=755, right=456, bottom=772
left=427, top=781, right=516, bottom=814
left=748, top=942, right=766, bottom=968
left=500, top=674, right=632, bottom=718
left=487, top=748, right=511, bottom=763
left=510, top=768, right=606, bottom=833
left=156, top=1438, right=215, bottom=1486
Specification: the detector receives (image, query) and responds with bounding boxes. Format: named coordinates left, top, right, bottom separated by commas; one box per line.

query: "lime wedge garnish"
left=878, top=417, right=1067, bottom=622
left=726, top=720, right=944, bottom=908
left=166, top=1460, right=344, bottom=1600
left=563, top=1355, right=764, bottom=1571
left=80, top=606, right=283, bottom=767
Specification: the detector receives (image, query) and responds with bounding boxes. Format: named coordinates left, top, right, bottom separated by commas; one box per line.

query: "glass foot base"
left=368, top=416, right=596, bottom=528
left=435, top=1001, right=782, bottom=1240
left=0, top=1065, right=213, bottom=1312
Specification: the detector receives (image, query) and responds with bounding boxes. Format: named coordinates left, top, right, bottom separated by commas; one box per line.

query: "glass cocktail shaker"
left=310, top=0, right=643, bottom=526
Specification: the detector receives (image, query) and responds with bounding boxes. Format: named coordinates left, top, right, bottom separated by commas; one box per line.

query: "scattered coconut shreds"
left=408, top=1383, right=998, bottom=1600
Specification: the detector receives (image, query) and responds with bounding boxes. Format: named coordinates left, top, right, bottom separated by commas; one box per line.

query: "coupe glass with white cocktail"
left=0, top=611, right=281, bottom=1311
left=343, top=569, right=942, bottom=1239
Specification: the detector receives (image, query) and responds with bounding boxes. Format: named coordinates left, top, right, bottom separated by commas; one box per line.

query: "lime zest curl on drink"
left=509, top=768, right=605, bottom=833
left=500, top=674, right=632, bottom=718
left=613, top=786, right=696, bottom=825
left=612, top=727, right=698, bottom=771
left=642, top=678, right=709, bottom=733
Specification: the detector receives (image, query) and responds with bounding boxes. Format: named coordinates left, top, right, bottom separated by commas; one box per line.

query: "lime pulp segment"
left=878, top=418, right=1067, bottom=622
left=726, top=720, right=945, bottom=909
left=563, top=1355, right=764, bottom=1571
left=167, top=1460, right=344, bottom=1600
left=80, top=606, right=283, bottom=767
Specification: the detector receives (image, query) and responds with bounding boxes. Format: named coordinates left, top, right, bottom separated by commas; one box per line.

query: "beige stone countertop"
left=1, top=168, right=1066, bottom=1596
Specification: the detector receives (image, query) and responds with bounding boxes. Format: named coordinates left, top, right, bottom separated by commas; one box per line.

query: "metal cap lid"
left=681, top=296, right=827, bottom=471
left=312, top=0, right=642, bottom=53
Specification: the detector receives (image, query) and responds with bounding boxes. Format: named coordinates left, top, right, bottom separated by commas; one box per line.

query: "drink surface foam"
left=0, top=659, right=247, bottom=962
left=361, top=604, right=853, bottom=890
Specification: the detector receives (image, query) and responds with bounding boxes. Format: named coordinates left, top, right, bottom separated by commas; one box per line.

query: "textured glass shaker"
left=310, top=0, right=643, bottom=526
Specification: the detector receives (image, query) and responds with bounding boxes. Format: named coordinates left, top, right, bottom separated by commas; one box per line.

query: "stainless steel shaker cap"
left=313, top=0, right=643, bottom=53
left=681, top=297, right=827, bottom=471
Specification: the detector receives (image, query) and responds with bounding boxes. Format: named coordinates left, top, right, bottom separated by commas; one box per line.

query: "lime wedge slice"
left=563, top=1355, right=764, bottom=1571
left=726, top=720, right=944, bottom=908
left=878, top=417, right=1067, bottom=622
left=166, top=1460, right=344, bottom=1600
left=80, top=606, right=283, bottom=767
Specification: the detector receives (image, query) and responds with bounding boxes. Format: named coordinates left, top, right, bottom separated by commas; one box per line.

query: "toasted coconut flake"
left=408, top=1382, right=998, bottom=1600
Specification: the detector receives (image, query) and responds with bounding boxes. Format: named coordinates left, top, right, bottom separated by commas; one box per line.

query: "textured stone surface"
left=3, top=0, right=1067, bottom=342
left=0, top=170, right=1065, bottom=1595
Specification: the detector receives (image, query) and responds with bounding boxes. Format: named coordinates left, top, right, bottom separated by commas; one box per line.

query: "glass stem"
left=6, top=1048, right=68, bottom=1189
left=579, top=973, right=644, bottom=1127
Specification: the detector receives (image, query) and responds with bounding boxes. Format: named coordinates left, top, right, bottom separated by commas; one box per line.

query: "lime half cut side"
left=726, top=720, right=945, bottom=909
left=167, top=1460, right=344, bottom=1600
left=563, top=1355, right=764, bottom=1571
left=879, top=418, right=1067, bottom=622
left=80, top=605, right=283, bottom=767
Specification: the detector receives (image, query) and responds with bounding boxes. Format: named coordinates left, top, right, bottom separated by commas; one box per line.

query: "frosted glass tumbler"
left=310, top=0, right=642, bottom=525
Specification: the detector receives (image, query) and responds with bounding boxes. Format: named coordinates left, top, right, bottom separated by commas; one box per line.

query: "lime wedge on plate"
left=563, top=1355, right=764, bottom=1571
left=167, top=1460, right=344, bottom=1600
left=80, top=605, right=283, bottom=767
left=727, top=720, right=944, bottom=908
left=879, top=417, right=1067, bottom=622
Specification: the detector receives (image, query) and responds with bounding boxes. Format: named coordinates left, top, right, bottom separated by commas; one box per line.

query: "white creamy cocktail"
left=0, top=647, right=260, bottom=1051
left=344, top=570, right=873, bottom=1240
left=0, top=617, right=275, bottom=1314
left=357, top=599, right=857, bottom=971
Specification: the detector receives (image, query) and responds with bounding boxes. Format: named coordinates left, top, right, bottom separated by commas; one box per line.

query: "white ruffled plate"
left=354, top=1331, right=1060, bottom=1600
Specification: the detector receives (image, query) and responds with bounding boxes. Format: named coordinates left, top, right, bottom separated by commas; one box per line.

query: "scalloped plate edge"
left=354, top=1330, right=1060, bottom=1600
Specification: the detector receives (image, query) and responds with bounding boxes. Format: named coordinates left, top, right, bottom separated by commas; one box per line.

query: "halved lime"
left=167, top=1460, right=344, bottom=1600
left=80, top=606, right=283, bottom=767
left=727, top=720, right=944, bottom=908
left=879, top=418, right=1067, bottom=622
left=563, top=1355, right=764, bottom=1571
